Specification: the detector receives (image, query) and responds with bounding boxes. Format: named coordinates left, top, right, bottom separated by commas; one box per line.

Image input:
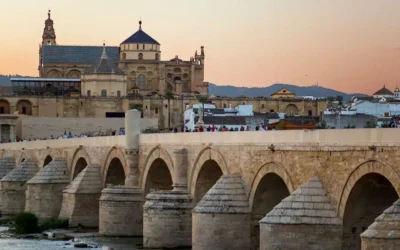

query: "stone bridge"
left=0, top=110, right=399, bottom=250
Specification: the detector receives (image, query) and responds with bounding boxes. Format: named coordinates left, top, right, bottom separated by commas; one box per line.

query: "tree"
left=196, top=95, right=209, bottom=122
left=165, top=91, right=174, bottom=130
left=336, top=95, right=344, bottom=106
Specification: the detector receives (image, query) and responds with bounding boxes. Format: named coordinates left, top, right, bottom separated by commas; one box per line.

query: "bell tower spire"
left=42, top=9, right=57, bottom=46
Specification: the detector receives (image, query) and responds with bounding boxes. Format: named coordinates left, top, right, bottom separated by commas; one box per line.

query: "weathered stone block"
left=143, top=190, right=192, bottom=249
left=99, top=186, right=143, bottom=236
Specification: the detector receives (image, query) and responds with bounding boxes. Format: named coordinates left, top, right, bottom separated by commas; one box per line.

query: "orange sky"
left=0, top=0, right=399, bottom=95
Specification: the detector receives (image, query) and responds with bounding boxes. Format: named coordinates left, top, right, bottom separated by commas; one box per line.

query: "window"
left=138, top=75, right=146, bottom=89
left=137, top=44, right=139, bottom=50
left=270, top=109, right=274, bottom=112
left=155, top=108, right=159, bottom=114
left=80, top=102, right=83, bottom=107
left=143, top=44, right=145, bottom=49
left=47, top=26, right=51, bottom=31
left=308, top=110, right=312, bottom=116
left=155, top=53, right=159, bottom=60
left=261, top=104, right=265, bottom=109
left=87, top=90, right=91, bottom=97
left=138, top=53, right=143, bottom=60
left=0, top=107, right=4, bottom=114
left=22, top=107, right=27, bottom=114
left=101, top=89, right=107, bottom=97
left=223, top=104, right=227, bottom=108
left=47, top=41, right=51, bottom=45
left=117, top=91, right=121, bottom=97
left=121, top=53, right=126, bottom=60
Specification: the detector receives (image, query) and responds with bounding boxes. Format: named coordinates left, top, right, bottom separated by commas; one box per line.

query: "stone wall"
left=18, top=117, right=157, bottom=139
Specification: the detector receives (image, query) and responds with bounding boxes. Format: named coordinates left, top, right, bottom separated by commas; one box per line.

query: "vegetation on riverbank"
left=11, top=212, right=69, bottom=234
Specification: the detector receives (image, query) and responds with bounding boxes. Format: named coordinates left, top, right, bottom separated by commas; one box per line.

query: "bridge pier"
left=143, top=149, right=192, bottom=249
left=361, top=199, right=400, bottom=250
left=25, top=158, right=70, bottom=220
left=0, top=159, right=39, bottom=216
left=259, top=176, right=342, bottom=250
left=59, top=164, right=103, bottom=228
left=192, top=173, right=250, bottom=250
left=99, top=186, right=143, bottom=236
left=99, top=109, right=145, bottom=236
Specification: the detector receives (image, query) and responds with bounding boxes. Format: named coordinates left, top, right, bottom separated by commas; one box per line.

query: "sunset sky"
left=1, top=0, right=399, bottom=94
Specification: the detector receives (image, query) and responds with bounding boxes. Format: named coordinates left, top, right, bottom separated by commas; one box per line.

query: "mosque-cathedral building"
left=1, top=10, right=327, bottom=129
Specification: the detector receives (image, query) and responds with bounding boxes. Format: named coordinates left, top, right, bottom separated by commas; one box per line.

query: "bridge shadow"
left=193, top=159, right=223, bottom=206
left=342, top=173, right=398, bottom=250
left=144, top=158, right=173, bottom=196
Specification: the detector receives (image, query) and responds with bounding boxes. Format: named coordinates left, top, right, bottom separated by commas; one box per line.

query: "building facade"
left=38, top=11, right=207, bottom=96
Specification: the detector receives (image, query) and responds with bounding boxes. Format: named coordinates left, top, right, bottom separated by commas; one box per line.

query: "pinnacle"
left=63, top=164, right=102, bottom=194
left=260, top=176, right=341, bottom=225
left=1, top=159, right=39, bottom=182
left=193, top=173, right=250, bottom=214
left=361, top=199, right=400, bottom=239
left=27, top=158, right=69, bottom=184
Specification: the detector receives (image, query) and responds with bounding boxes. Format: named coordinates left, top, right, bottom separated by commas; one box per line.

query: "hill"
left=208, top=83, right=367, bottom=100
left=0, top=75, right=367, bottom=99
left=0, top=74, right=29, bottom=86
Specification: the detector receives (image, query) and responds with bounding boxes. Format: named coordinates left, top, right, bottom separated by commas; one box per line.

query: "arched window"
left=138, top=75, right=146, bottom=89
left=155, top=53, right=159, bottom=60
left=101, top=89, right=107, bottom=97
left=87, top=90, right=91, bottom=97
left=121, top=53, right=126, bottom=60
left=117, top=91, right=121, bottom=97
left=138, top=53, right=143, bottom=60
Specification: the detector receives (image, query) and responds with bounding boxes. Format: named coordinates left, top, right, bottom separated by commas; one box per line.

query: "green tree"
left=336, top=95, right=344, bottom=106
left=165, top=91, right=174, bottom=130
left=197, top=95, right=209, bottom=122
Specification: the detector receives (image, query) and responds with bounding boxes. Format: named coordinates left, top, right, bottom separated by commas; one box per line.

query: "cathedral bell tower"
left=42, top=10, right=56, bottom=46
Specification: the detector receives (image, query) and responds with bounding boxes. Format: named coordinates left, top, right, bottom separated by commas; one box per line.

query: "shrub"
left=39, top=218, right=69, bottom=232
left=13, top=212, right=39, bottom=234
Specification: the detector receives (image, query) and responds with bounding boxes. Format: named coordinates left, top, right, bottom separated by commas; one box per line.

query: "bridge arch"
left=70, top=147, right=91, bottom=180
left=43, top=155, right=53, bottom=167
left=141, top=146, right=174, bottom=194
left=249, top=162, right=293, bottom=249
left=189, top=146, right=229, bottom=204
left=338, top=160, right=400, bottom=218
left=339, top=160, right=400, bottom=250
left=103, top=147, right=128, bottom=186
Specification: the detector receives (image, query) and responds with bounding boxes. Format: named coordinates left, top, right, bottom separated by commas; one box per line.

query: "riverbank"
left=0, top=226, right=143, bottom=250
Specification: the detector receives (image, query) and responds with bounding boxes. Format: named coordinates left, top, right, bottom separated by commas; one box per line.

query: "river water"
left=0, top=227, right=143, bottom=250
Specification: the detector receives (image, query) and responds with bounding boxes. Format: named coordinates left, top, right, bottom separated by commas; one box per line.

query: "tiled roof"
left=121, top=24, right=160, bottom=45
left=84, top=48, right=125, bottom=75
left=42, top=45, right=120, bottom=64
left=361, top=199, right=400, bottom=239
left=260, top=176, right=341, bottom=225
left=193, top=173, right=250, bottom=214
left=193, top=108, right=225, bottom=115
left=195, top=116, right=247, bottom=125
left=373, top=86, right=394, bottom=96
left=254, top=112, right=280, bottom=119
left=284, top=116, right=319, bottom=126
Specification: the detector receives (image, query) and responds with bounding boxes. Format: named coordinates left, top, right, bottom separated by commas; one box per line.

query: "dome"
left=121, top=21, right=160, bottom=45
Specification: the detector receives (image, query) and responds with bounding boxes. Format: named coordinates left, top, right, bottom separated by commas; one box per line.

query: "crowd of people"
left=1, top=129, right=125, bottom=143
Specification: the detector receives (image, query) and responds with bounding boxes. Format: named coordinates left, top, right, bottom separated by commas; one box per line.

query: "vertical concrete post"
left=124, top=109, right=140, bottom=187
left=172, top=148, right=188, bottom=192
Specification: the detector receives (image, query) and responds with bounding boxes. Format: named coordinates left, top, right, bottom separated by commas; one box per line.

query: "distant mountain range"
left=0, top=75, right=367, bottom=100
left=209, top=83, right=367, bottom=100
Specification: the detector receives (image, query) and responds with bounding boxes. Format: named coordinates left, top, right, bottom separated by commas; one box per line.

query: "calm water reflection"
left=0, top=237, right=142, bottom=250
